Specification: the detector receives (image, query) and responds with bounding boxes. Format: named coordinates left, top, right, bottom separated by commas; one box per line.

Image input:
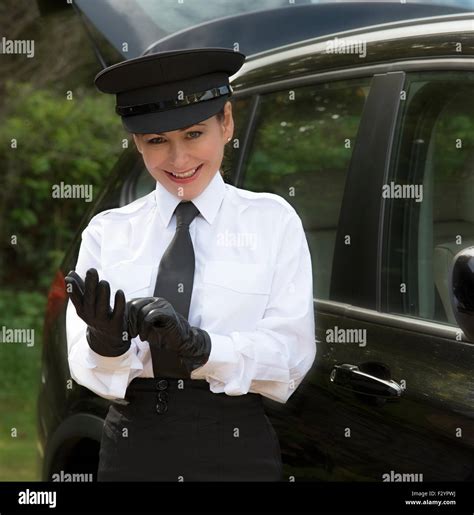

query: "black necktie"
left=151, top=200, right=200, bottom=377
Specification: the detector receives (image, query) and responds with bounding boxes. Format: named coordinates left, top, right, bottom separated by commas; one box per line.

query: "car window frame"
left=380, top=69, right=474, bottom=334
left=233, top=56, right=474, bottom=341
left=374, top=61, right=474, bottom=344
left=234, top=63, right=404, bottom=307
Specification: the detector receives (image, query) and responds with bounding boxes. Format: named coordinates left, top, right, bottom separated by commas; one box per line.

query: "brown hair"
left=215, top=101, right=231, bottom=179
left=216, top=106, right=225, bottom=122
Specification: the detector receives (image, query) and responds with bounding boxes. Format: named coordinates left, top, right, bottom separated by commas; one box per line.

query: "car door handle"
left=330, top=364, right=405, bottom=400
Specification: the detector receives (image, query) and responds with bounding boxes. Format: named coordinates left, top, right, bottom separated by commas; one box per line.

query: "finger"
left=153, top=297, right=175, bottom=313
left=140, top=308, right=170, bottom=343
left=112, top=289, right=129, bottom=341
left=95, top=280, right=111, bottom=319
left=65, top=271, right=85, bottom=297
left=144, top=309, right=174, bottom=329
left=127, top=297, right=156, bottom=338
left=137, top=301, right=161, bottom=337
left=138, top=315, right=153, bottom=342
left=112, top=289, right=126, bottom=323
left=155, top=297, right=178, bottom=318
left=83, top=268, right=99, bottom=319
left=65, top=275, right=85, bottom=317
left=138, top=297, right=176, bottom=321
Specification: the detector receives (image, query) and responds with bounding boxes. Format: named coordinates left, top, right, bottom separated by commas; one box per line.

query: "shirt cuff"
left=85, top=342, right=141, bottom=371
left=67, top=342, right=144, bottom=400
left=190, top=331, right=237, bottom=380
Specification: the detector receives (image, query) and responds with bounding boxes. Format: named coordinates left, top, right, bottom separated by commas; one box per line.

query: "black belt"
left=126, top=376, right=209, bottom=392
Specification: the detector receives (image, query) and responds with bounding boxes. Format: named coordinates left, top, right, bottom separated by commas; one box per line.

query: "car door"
left=238, top=74, right=374, bottom=480
left=324, top=69, right=474, bottom=481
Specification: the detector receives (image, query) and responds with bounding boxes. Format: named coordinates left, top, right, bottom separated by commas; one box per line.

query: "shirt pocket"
left=102, top=262, right=155, bottom=301
left=200, top=261, right=272, bottom=332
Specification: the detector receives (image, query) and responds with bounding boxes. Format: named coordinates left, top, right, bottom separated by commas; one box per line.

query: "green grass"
left=0, top=394, right=40, bottom=480
left=0, top=290, right=44, bottom=481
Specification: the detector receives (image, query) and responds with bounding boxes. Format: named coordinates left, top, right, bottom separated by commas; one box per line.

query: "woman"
left=65, top=47, right=316, bottom=481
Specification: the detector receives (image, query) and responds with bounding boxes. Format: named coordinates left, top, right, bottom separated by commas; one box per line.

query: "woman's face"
left=133, top=101, right=234, bottom=201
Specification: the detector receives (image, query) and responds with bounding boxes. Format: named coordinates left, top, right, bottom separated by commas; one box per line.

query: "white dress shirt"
left=66, top=169, right=316, bottom=403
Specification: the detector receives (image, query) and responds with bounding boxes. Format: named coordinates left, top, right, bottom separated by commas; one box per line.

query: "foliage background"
left=0, top=0, right=124, bottom=480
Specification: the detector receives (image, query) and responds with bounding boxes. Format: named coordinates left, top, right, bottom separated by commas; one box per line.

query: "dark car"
left=37, top=2, right=474, bottom=481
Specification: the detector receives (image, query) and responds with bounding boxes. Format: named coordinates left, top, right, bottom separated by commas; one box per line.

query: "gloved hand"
left=65, top=268, right=131, bottom=357
left=127, top=297, right=211, bottom=374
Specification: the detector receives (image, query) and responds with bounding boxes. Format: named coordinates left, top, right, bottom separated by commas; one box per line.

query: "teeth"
left=170, top=166, right=198, bottom=178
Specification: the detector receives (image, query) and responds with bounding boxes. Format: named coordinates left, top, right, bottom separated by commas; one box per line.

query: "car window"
left=240, top=78, right=372, bottom=300
left=383, top=72, right=474, bottom=325
left=133, top=96, right=253, bottom=198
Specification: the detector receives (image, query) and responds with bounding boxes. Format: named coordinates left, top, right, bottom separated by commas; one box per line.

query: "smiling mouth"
left=165, top=163, right=203, bottom=178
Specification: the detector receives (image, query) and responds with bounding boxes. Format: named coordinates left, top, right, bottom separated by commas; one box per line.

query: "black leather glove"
left=127, top=297, right=211, bottom=374
left=65, top=268, right=131, bottom=357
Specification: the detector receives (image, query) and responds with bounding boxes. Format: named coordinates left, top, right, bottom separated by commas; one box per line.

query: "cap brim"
left=121, top=94, right=229, bottom=134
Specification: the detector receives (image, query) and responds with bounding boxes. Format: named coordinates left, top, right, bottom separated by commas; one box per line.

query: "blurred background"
left=0, top=0, right=472, bottom=481
left=0, top=0, right=125, bottom=481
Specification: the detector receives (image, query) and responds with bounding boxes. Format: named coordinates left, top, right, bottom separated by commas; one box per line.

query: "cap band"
left=116, top=84, right=233, bottom=117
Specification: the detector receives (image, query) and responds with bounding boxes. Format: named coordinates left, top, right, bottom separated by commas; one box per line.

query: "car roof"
left=71, top=1, right=471, bottom=60
left=144, top=2, right=472, bottom=58
left=228, top=13, right=474, bottom=92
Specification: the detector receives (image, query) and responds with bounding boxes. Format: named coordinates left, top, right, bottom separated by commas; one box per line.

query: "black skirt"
left=97, top=377, right=283, bottom=481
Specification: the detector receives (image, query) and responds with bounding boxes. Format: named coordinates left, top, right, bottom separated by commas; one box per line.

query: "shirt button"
left=158, top=391, right=169, bottom=402
left=156, top=401, right=168, bottom=414
left=157, top=379, right=169, bottom=390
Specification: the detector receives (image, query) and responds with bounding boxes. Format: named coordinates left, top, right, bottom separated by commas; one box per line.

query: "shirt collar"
left=154, top=169, right=226, bottom=227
